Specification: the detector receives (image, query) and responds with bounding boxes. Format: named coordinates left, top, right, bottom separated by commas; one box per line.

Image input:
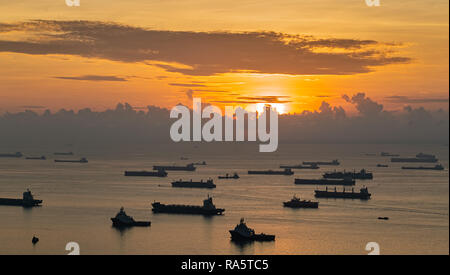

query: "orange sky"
left=0, top=0, right=448, bottom=114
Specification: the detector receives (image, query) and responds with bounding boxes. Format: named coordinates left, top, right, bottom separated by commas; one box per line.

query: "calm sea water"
left=0, top=143, right=448, bottom=255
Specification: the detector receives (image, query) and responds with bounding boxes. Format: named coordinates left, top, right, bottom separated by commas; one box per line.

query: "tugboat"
left=110, top=207, right=151, bottom=227
left=248, top=168, right=294, bottom=175
left=26, top=156, right=46, bottom=160
left=295, top=178, right=355, bottom=186
left=218, top=173, right=240, bottom=179
left=152, top=195, right=225, bottom=215
left=314, top=186, right=371, bottom=200
left=0, top=189, right=43, bottom=207
left=303, top=159, right=340, bottom=166
left=229, top=218, right=275, bottom=242
left=280, top=163, right=319, bottom=169
left=124, top=169, right=168, bottom=177
left=153, top=163, right=196, bottom=171
left=54, top=157, right=88, bottom=163
left=171, top=178, right=216, bottom=189
left=323, top=169, right=373, bottom=180
left=283, top=195, right=319, bottom=208
left=401, top=164, right=444, bottom=170
left=0, top=152, right=23, bottom=158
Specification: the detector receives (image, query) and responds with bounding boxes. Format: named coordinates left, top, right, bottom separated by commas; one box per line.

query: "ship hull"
left=401, top=167, right=444, bottom=170
left=314, top=191, right=371, bottom=200
left=153, top=166, right=196, bottom=171
left=0, top=198, right=42, bottom=207
left=283, top=202, right=319, bottom=208
left=248, top=171, right=293, bottom=175
left=124, top=171, right=167, bottom=177
left=152, top=204, right=224, bottom=215
left=55, top=160, right=88, bottom=163
left=171, top=182, right=216, bottom=189
left=111, top=218, right=151, bottom=227
left=229, top=231, right=275, bottom=242
left=295, top=179, right=355, bottom=186
left=391, top=158, right=437, bottom=163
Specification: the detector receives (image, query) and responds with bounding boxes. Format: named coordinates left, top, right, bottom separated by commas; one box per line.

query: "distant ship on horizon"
left=54, top=152, right=74, bottom=156
left=303, top=159, right=340, bottom=166
left=248, top=168, right=294, bottom=175
left=295, top=178, right=355, bottom=186
left=391, top=153, right=438, bottom=163
left=152, top=196, right=225, bottom=215
left=26, top=155, right=46, bottom=160
left=315, top=187, right=371, bottom=200
left=153, top=163, right=196, bottom=171
left=54, top=157, right=88, bottom=163
left=280, top=163, right=319, bottom=169
left=0, top=152, right=23, bottom=158
left=402, top=164, right=444, bottom=171
left=323, top=169, right=373, bottom=180
left=124, top=170, right=168, bottom=177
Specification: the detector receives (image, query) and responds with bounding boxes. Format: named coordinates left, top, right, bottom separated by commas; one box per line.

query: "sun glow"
left=256, top=103, right=287, bottom=115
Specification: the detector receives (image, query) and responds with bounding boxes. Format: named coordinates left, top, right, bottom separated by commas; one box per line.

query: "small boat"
left=111, top=207, right=151, bottom=227
left=229, top=218, right=275, bottom=242
left=32, top=236, right=39, bottom=245
left=218, top=173, right=240, bottom=179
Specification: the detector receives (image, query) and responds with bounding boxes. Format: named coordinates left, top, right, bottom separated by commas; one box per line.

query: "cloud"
left=211, top=96, right=292, bottom=104
left=53, top=75, right=127, bottom=82
left=0, top=20, right=411, bottom=76
left=169, top=83, right=207, bottom=87
left=385, top=96, right=449, bottom=104
left=343, top=93, right=384, bottom=116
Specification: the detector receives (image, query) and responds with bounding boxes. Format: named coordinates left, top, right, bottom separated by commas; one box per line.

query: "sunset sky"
left=0, top=0, right=448, bottom=114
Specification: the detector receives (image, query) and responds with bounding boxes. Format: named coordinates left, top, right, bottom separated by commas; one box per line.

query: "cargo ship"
left=248, top=168, right=294, bottom=175
left=153, top=163, right=196, bottom=171
left=171, top=179, right=216, bottom=189
left=26, top=156, right=46, bottom=160
left=280, top=164, right=319, bottom=169
left=0, top=189, right=42, bottom=207
left=124, top=170, right=168, bottom=177
left=295, top=178, right=355, bottom=186
left=111, top=207, right=151, bottom=227
left=391, top=153, right=438, bottom=163
left=402, top=164, right=444, bottom=170
left=152, top=196, right=225, bottom=215
left=323, top=169, right=373, bottom=180
left=303, top=159, right=340, bottom=166
left=54, top=157, right=88, bottom=163
left=283, top=196, right=319, bottom=208
left=314, top=187, right=371, bottom=200
left=0, top=152, right=23, bottom=158
left=218, top=173, right=240, bottom=179
left=229, top=218, right=275, bottom=242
